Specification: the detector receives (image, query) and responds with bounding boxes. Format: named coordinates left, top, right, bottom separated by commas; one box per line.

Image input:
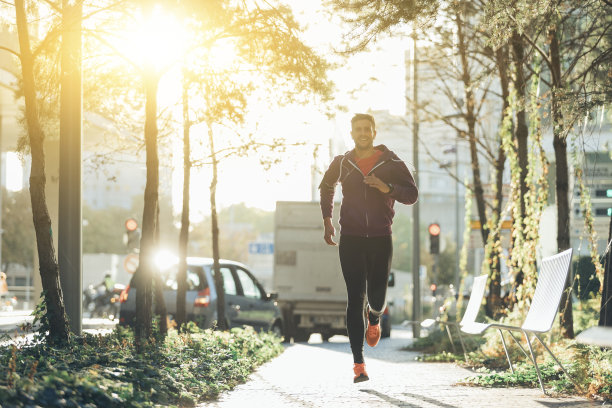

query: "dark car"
left=381, top=305, right=391, bottom=338
left=119, top=256, right=283, bottom=335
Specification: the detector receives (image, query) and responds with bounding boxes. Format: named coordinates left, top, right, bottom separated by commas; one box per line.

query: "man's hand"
left=323, top=217, right=337, bottom=246
left=363, top=173, right=391, bottom=193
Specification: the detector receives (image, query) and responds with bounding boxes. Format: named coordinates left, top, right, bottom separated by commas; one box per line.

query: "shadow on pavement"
left=361, top=389, right=459, bottom=408
left=296, top=332, right=422, bottom=364
left=535, top=401, right=603, bottom=407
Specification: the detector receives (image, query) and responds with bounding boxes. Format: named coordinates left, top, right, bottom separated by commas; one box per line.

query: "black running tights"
left=339, top=234, right=392, bottom=364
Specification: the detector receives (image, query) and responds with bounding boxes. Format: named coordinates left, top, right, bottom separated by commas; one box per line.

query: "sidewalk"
left=0, top=309, right=117, bottom=337
left=206, top=327, right=602, bottom=408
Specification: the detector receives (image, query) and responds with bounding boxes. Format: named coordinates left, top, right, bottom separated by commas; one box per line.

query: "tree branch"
left=0, top=45, right=20, bottom=59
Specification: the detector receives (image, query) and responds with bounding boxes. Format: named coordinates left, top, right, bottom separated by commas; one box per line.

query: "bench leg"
left=533, top=333, right=581, bottom=392
left=524, top=331, right=546, bottom=394
left=443, top=324, right=457, bottom=354
left=455, top=326, right=468, bottom=361
left=506, top=330, right=531, bottom=360
left=498, top=329, right=514, bottom=374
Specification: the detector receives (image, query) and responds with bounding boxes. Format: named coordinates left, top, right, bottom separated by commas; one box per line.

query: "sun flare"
left=121, top=5, right=190, bottom=71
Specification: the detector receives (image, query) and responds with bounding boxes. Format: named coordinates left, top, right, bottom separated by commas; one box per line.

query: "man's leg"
left=366, top=235, right=393, bottom=325
left=339, top=235, right=368, bottom=364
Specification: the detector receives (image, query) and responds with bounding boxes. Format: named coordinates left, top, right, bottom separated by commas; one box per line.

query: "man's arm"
left=386, top=160, right=419, bottom=205
left=319, top=156, right=342, bottom=245
left=323, top=217, right=337, bottom=246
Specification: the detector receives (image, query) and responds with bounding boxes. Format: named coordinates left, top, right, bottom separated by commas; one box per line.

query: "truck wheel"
left=293, top=330, right=310, bottom=343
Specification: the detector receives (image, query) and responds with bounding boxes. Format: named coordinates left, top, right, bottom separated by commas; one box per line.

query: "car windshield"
left=129, top=264, right=207, bottom=291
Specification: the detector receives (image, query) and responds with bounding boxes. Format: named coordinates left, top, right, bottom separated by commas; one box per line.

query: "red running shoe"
left=353, top=363, right=369, bottom=383
left=366, top=311, right=381, bottom=347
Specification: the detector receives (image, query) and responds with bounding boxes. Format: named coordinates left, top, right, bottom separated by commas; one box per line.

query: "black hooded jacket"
left=319, top=144, right=418, bottom=237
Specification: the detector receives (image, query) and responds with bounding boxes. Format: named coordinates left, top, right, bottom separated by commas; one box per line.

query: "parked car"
left=119, top=256, right=283, bottom=335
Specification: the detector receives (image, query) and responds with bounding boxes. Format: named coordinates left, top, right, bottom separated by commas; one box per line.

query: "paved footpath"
left=206, top=327, right=603, bottom=408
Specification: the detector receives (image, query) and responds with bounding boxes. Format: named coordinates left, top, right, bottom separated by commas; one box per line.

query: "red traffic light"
left=430, top=284, right=437, bottom=291
left=428, top=223, right=441, bottom=236
left=125, top=218, right=138, bottom=231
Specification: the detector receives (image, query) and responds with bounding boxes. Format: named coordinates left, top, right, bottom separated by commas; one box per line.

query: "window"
left=219, top=267, right=237, bottom=295
left=235, top=268, right=261, bottom=299
left=595, top=208, right=612, bottom=217
left=158, top=265, right=205, bottom=291
left=186, top=269, right=201, bottom=291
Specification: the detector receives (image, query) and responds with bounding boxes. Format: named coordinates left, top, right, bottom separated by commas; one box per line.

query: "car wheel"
left=271, top=323, right=283, bottom=338
left=381, top=320, right=391, bottom=338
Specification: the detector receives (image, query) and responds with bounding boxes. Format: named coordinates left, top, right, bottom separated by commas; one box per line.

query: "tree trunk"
left=508, top=32, right=530, bottom=301
left=600, top=214, right=612, bottom=327
left=176, top=78, right=191, bottom=330
left=208, top=123, right=227, bottom=331
left=550, top=28, right=574, bottom=338
left=486, top=45, right=510, bottom=318
left=135, top=69, right=159, bottom=345
left=15, top=0, right=69, bottom=345
left=456, top=9, right=488, bottom=245
left=511, top=32, right=529, bottom=225
left=153, top=204, right=167, bottom=336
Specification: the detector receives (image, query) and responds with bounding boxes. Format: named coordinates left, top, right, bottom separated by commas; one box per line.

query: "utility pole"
left=455, top=138, right=460, bottom=293
left=411, top=27, right=421, bottom=338
left=58, top=0, right=83, bottom=334
left=0, top=115, right=3, bottom=272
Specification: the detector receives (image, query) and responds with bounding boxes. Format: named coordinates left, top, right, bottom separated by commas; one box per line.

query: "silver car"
left=119, top=257, right=283, bottom=335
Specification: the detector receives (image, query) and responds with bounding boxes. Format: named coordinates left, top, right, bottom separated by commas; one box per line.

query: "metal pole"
left=411, top=27, right=421, bottom=338
left=58, top=0, right=83, bottom=335
left=0, top=115, right=3, bottom=273
left=455, top=137, right=460, bottom=293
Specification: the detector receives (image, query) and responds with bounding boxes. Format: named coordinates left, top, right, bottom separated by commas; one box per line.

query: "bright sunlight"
left=119, top=5, right=190, bottom=70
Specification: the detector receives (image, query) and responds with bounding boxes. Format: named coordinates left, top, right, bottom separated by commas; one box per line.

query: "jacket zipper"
left=348, top=157, right=390, bottom=238
left=367, top=160, right=388, bottom=175
left=364, top=185, right=368, bottom=237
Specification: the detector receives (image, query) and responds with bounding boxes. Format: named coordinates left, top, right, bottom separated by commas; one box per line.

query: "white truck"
left=273, top=201, right=347, bottom=342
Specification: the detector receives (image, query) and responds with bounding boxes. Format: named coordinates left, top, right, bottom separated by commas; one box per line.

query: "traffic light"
left=430, top=283, right=437, bottom=297
left=124, top=218, right=141, bottom=252
left=428, top=223, right=440, bottom=254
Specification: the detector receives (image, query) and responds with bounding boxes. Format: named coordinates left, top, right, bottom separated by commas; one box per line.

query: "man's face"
left=351, top=119, right=376, bottom=150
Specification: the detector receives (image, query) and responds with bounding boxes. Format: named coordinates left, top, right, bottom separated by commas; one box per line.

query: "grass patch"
left=458, top=346, right=612, bottom=402
left=406, top=300, right=612, bottom=402
left=0, top=325, right=283, bottom=407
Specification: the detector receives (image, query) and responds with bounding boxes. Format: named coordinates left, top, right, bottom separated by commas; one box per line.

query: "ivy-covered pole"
left=600, top=214, right=612, bottom=327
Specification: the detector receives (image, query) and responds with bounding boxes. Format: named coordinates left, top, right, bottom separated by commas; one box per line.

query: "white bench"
left=575, top=326, right=612, bottom=348
left=461, top=248, right=577, bottom=395
left=419, top=274, right=488, bottom=359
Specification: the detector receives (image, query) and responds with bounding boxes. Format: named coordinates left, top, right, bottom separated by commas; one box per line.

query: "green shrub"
left=0, top=326, right=283, bottom=407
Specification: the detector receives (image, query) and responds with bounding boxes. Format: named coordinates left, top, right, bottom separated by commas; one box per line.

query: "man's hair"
left=351, top=113, right=375, bottom=131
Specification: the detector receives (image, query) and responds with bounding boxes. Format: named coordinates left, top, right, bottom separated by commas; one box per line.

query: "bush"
left=573, top=257, right=601, bottom=301
left=0, top=326, right=283, bottom=407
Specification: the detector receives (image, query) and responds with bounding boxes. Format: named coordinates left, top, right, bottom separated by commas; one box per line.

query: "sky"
left=3, top=1, right=411, bottom=217
left=181, top=0, right=411, bottom=215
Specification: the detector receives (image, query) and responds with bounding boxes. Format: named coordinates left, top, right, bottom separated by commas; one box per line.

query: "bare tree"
left=14, top=0, right=70, bottom=344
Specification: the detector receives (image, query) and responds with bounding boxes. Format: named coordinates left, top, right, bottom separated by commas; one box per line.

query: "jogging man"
left=319, top=113, right=418, bottom=383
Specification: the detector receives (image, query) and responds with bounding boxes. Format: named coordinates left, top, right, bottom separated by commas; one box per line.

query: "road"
left=206, top=326, right=602, bottom=408
left=0, top=310, right=117, bottom=338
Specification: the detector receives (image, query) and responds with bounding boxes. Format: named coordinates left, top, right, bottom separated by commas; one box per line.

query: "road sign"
left=248, top=242, right=274, bottom=255
left=124, top=253, right=139, bottom=274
